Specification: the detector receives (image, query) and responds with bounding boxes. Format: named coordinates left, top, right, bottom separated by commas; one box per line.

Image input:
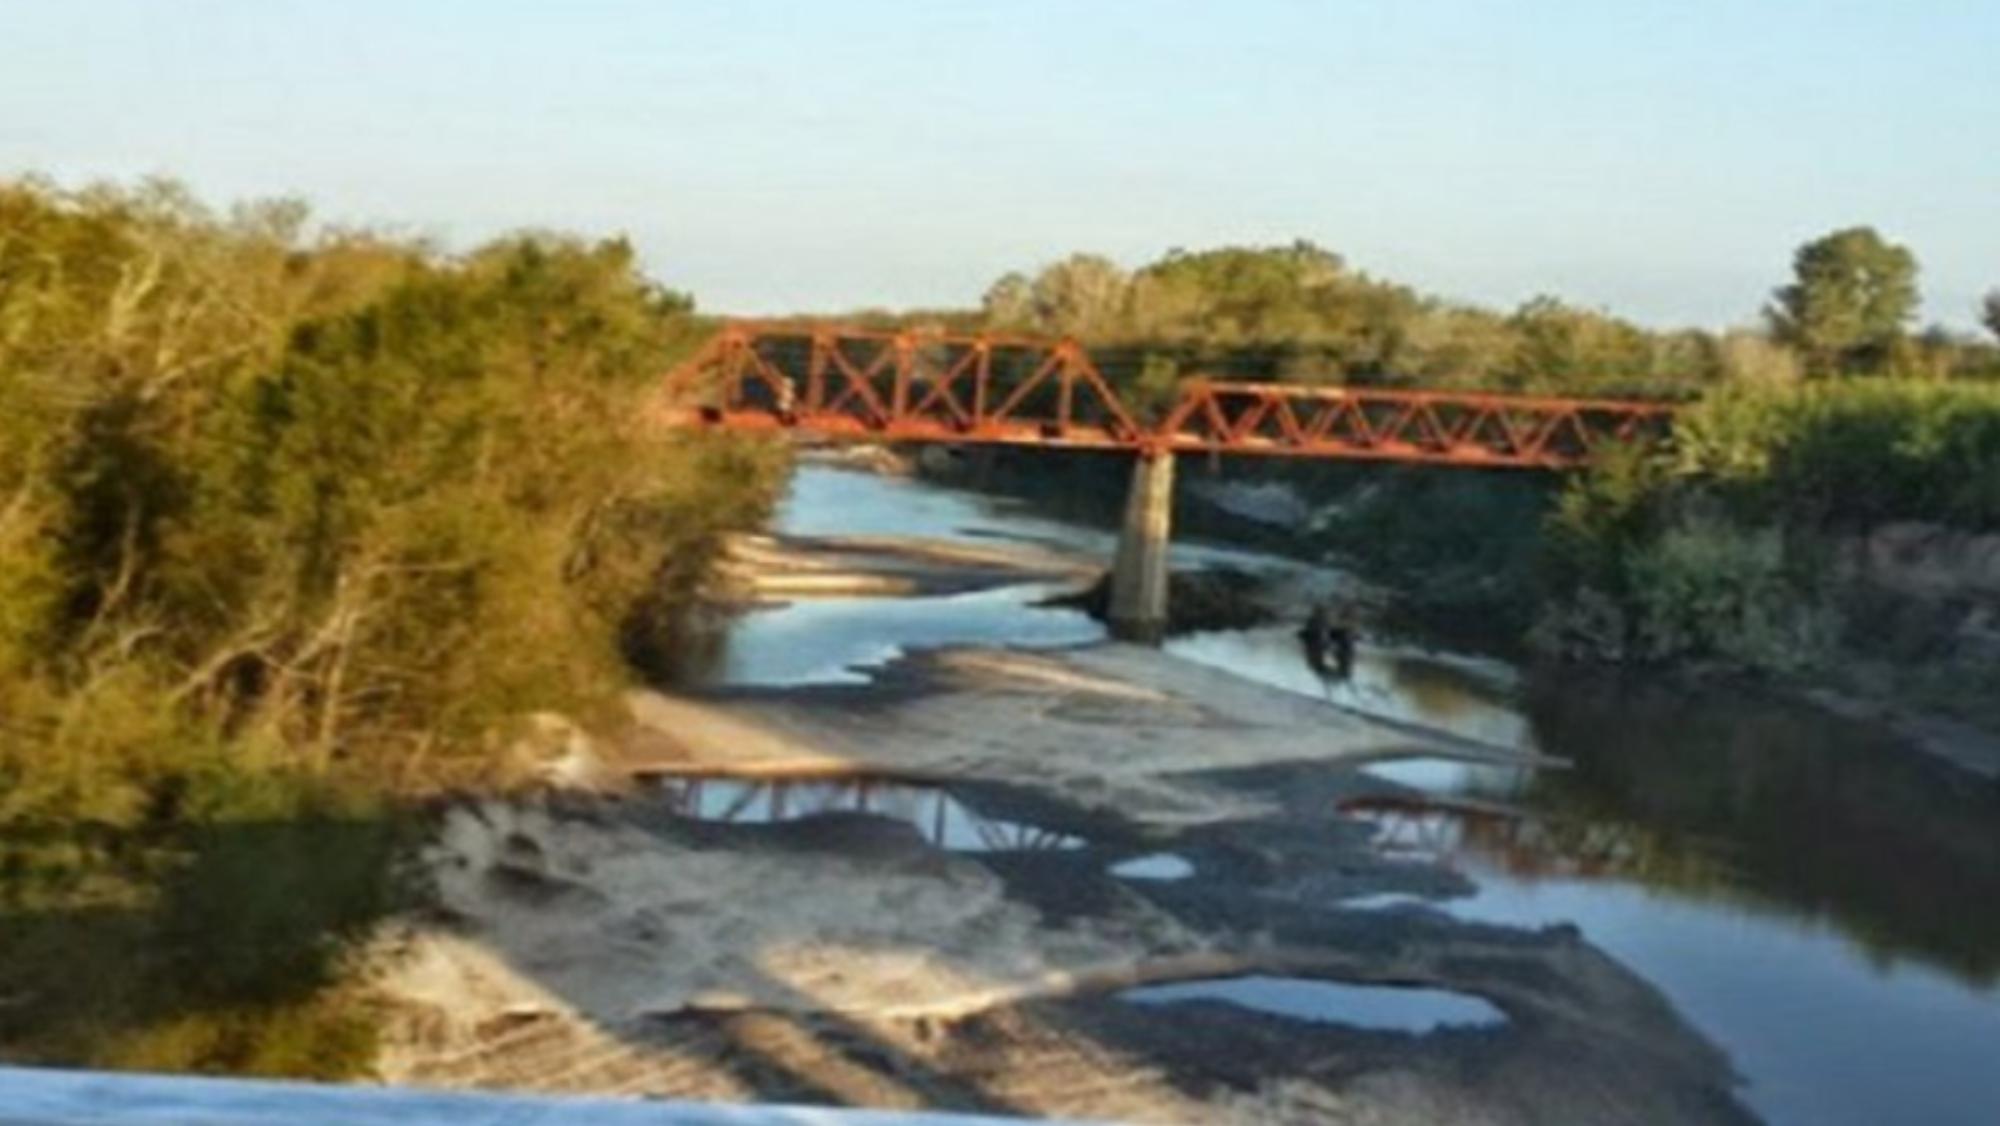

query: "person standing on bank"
left=1299, top=601, right=1355, bottom=685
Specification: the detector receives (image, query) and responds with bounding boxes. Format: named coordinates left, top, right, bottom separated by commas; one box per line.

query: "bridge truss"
left=662, top=323, right=1674, bottom=468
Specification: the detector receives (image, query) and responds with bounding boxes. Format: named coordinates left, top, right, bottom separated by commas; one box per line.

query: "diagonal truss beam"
left=661, top=322, right=1675, bottom=469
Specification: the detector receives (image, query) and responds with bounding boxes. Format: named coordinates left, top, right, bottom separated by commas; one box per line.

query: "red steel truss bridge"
left=661, top=322, right=1675, bottom=469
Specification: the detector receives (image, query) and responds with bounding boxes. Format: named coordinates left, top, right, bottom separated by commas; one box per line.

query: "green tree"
left=1983, top=290, right=2000, bottom=344
left=1505, top=296, right=1659, bottom=393
left=1767, top=226, right=1919, bottom=376
left=980, top=271, right=1033, bottom=329
left=1026, top=253, right=1129, bottom=336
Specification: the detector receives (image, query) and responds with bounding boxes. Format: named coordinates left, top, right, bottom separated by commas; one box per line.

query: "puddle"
left=1109, top=852, right=1195, bottom=881
left=1339, top=797, right=1629, bottom=876
left=648, top=775, right=1086, bottom=853
left=1359, top=755, right=1534, bottom=798
left=1339, top=797, right=1504, bottom=863
left=1122, top=975, right=1505, bottom=1032
left=1339, top=891, right=1433, bottom=911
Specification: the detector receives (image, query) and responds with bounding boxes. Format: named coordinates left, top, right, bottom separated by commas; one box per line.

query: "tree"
left=1506, top=296, right=1656, bottom=393
left=1026, top=254, right=1129, bottom=337
left=1983, top=290, right=2000, bottom=344
left=1717, top=330, right=1802, bottom=387
left=1767, top=226, right=1918, bottom=376
left=980, top=272, right=1033, bottom=329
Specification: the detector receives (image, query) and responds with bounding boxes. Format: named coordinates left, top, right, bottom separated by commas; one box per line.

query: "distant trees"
left=960, top=225, right=2000, bottom=395
left=1504, top=296, right=1660, bottom=393
left=980, top=254, right=1128, bottom=336
left=968, top=241, right=1721, bottom=398
left=1767, top=226, right=1919, bottom=377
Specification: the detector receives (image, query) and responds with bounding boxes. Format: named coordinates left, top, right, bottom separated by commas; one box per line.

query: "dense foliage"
left=0, top=178, right=784, bottom=1075
left=0, top=178, right=782, bottom=831
left=1539, top=379, right=2000, bottom=671
left=969, top=238, right=1997, bottom=404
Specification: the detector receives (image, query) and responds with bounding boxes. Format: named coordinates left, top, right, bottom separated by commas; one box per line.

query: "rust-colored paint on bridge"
left=661, top=322, right=1674, bottom=468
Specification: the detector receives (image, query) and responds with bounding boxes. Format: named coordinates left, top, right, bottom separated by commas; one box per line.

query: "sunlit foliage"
left=0, top=176, right=784, bottom=826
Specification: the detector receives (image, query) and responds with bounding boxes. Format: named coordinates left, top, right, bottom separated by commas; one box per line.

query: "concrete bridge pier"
left=1108, top=450, right=1176, bottom=644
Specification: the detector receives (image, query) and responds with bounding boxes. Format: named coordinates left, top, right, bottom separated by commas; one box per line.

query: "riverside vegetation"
left=0, top=178, right=783, bottom=1076
left=3, top=177, right=1995, bottom=1083
left=916, top=234, right=2000, bottom=716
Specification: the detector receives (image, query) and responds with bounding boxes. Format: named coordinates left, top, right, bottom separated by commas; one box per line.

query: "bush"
left=1626, top=515, right=1839, bottom=671
left=1675, top=380, right=2000, bottom=530
left=1536, top=378, right=1999, bottom=674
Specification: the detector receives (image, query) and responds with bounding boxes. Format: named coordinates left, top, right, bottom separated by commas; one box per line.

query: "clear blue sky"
left=4, top=1, right=1996, bottom=329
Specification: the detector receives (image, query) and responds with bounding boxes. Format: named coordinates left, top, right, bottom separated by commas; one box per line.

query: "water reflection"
left=1184, top=625, right=2000, bottom=1123
left=1167, top=626, right=1533, bottom=752
left=1353, top=673, right=2000, bottom=1126
left=1108, top=853, right=1196, bottom=881
left=1358, top=755, right=1533, bottom=796
left=1516, top=673, right=2000, bottom=988
left=1342, top=797, right=1671, bottom=880
left=761, top=462, right=2000, bottom=1124
left=686, top=582, right=1103, bottom=687
left=1122, top=975, right=1506, bottom=1032
left=648, top=775, right=1086, bottom=853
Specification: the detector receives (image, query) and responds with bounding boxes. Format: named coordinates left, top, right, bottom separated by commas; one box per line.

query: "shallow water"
left=690, top=582, right=1103, bottom=687
left=1108, top=853, right=1196, bottom=881
left=1122, top=975, right=1505, bottom=1032
left=1358, top=755, right=1534, bottom=796
left=721, top=465, right=2000, bottom=1125
left=1167, top=626, right=1533, bottom=752
left=779, top=463, right=1283, bottom=573
left=648, top=774, right=1086, bottom=853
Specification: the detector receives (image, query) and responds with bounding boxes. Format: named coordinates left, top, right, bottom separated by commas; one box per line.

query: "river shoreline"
left=353, top=463, right=2000, bottom=1124
left=359, top=497, right=1757, bottom=1123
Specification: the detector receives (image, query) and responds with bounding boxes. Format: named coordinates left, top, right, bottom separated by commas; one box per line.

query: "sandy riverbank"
left=365, top=534, right=1752, bottom=1123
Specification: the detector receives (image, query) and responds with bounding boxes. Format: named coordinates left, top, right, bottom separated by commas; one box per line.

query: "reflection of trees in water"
left=1518, top=671, right=2000, bottom=986
left=653, top=776, right=1083, bottom=852
left=1341, top=797, right=1671, bottom=880
left=1381, top=658, right=1481, bottom=721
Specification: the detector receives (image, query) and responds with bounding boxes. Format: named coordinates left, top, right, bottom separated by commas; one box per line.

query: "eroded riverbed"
left=375, top=462, right=2000, bottom=1125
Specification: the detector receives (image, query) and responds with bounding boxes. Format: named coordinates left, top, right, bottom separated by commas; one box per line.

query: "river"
left=696, top=463, right=2000, bottom=1126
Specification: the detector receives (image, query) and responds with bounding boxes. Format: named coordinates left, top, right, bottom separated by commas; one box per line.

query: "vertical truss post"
left=892, top=333, right=915, bottom=422
left=1057, top=341, right=1078, bottom=432
left=972, top=337, right=991, bottom=431
left=808, top=331, right=831, bottom=415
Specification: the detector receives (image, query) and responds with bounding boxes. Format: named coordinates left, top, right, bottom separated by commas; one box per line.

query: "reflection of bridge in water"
left=1341, top=796, right=1648, bottom=879
left=650, top=774, right=1085, bottom=853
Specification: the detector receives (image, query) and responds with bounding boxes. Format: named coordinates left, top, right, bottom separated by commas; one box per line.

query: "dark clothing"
left=1298, top=606, right=1355, bottom=682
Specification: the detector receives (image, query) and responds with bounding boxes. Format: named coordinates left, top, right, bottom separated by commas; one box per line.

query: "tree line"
left=956, top=230, right=1999, bottom=398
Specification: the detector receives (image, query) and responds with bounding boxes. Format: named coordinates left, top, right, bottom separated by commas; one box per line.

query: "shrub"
left=1626, top=515, right=1839, bottom=672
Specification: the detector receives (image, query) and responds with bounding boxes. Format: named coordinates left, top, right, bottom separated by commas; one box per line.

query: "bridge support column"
left=1108, top=451, right=1175, bottom=644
